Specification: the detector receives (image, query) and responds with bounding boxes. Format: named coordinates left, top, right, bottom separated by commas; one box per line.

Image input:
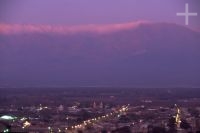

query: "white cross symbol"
left=176, top=3, right=198, bottom=25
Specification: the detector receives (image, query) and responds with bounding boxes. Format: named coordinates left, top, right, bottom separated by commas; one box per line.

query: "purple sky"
left=0, top=0, right=200, bottom=88
left=0, top=0, right=199, bottom=28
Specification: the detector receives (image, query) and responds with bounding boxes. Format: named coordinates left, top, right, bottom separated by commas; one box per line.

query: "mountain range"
left=0, top=22, right=200, bottom=87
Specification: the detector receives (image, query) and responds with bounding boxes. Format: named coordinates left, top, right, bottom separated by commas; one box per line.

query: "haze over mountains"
left=0, top=22, right=200, bottom=88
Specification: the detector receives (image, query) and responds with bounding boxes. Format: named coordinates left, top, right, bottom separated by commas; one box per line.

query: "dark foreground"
left=0, top=87, right=200, bottom=133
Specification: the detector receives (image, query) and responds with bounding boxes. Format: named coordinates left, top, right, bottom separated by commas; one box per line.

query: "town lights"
left=3, top=129, right=9, bottom=133
left=22, top=121, right=31, bottom=129
left=65, top=105, right=129, bottom=131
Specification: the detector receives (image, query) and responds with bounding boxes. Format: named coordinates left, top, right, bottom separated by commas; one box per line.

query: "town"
left=0, top=88, right=200, bottom=133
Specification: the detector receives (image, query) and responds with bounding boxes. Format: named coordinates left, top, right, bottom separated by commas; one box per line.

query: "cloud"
left=0, top=21, right=200, bottom=87
left=0, top=21, right=149, bottom=34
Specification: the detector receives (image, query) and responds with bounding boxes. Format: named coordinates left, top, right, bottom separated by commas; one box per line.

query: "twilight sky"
left=0, top=1, right=200, bottom=88
left=0, top=0, right=200, bottom=28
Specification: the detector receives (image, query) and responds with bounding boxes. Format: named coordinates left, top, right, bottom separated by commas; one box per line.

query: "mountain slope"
left=0, top=22, right=200, bottom=87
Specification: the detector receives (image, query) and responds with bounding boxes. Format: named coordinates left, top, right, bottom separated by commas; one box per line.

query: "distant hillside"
left=0, top=22, right=200, bottom=87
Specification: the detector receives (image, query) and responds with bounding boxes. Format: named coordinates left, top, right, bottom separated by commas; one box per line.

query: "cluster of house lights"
left=65, top=105, right=129, bottom=131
